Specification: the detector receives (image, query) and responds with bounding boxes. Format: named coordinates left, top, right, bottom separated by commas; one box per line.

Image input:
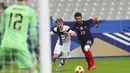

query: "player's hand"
left=94, top=20, right=99, bottom=28
left=64, top=32, right=71, bottom=37
left=91, top=16, right=98, bottom=21
left=91, top=16, right=99, bottom=28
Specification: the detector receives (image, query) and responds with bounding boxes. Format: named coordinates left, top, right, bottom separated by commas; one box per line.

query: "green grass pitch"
left=52, top=57, right=130, bottom=73
left=0, top=57, right=130, bottom=73
left=0, top=62, right=40, bottom=73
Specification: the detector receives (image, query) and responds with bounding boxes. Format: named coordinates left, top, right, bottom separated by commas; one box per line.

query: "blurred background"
left=0, top=0, right=38, bottom=17
left=50, top=0, right=130, bottom=21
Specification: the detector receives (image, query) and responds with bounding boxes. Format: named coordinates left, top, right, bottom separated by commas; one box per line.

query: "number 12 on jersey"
left=8, top=13, right=23, bottom=30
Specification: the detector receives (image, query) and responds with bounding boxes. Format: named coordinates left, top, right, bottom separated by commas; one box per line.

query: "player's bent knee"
left=53, top=56, right=58, bottom=59
left=61, top=60, right=66, bottom=66
left=53, top=54, right=59, bottom=59
left=84, top=45, right=90, bottom=52
left=61, top=62, right=65, bottom=66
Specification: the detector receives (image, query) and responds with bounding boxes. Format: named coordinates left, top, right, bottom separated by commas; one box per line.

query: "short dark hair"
left=56, top=18, right=63, bottom=23
left=74, top=12, right=82, bottom=19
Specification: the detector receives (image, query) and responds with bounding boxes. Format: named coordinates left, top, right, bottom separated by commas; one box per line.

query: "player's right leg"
left=81, top=40, right=96, bottom=72
left=56, top=58, right=67, bottom=71
left=85, top=40, right=96, bottom=70
left=56, top=43, right=70, bottom=71
left=0, top=47, right=12, bottom=70
left=81, top=44, right=91, bottom=72
left=52, top=43, right=61, bottom=65
left=14, top=48, right=38, bottom=73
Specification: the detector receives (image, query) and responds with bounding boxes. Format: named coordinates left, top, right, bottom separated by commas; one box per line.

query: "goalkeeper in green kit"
left=0, top=0, right=38, bottom=73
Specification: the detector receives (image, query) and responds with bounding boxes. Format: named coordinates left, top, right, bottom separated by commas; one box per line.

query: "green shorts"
left=0, top=47, right=36, bottom=68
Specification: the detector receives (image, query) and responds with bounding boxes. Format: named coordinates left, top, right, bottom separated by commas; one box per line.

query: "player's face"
left=75, top=16, right=83, bottom=24
left=57, top=21, right=63, bottom=30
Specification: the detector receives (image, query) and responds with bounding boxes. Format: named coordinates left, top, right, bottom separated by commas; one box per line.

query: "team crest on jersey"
left=80, top=27, right=83, bottom=30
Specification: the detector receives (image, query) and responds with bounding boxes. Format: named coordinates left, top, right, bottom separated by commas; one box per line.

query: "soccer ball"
left=75, top=66, right=84, bottom=73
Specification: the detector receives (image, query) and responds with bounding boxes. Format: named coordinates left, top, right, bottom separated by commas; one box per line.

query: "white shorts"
left=54, top=43, right=71, bottom=58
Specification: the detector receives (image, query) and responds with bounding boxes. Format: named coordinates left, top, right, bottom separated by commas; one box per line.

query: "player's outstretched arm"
left=70, top=31, right=77, bottom=36
left=64, top=31, right=77, bottom=36
left=91, top=16, right=99, bottom=28
left=30, top=10, right=38, bottom=49
left=30, top=27, right=38, bottom=49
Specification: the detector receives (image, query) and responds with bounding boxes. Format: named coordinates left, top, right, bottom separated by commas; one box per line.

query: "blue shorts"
left=80, top=39, right=94, bottom=53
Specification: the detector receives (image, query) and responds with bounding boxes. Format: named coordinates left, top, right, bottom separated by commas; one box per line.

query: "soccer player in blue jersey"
left=73, top=12, right=99, bottom=72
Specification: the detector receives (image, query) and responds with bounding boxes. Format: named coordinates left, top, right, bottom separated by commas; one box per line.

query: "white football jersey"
left=51, top=25, right=72, bottom=45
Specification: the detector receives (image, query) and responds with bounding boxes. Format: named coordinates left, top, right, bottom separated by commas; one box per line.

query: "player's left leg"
left=52, top=53, right=59, bottom=64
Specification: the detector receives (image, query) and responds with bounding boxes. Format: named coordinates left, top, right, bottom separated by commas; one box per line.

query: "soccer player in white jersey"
left=51, top=18, right=77, bottom=71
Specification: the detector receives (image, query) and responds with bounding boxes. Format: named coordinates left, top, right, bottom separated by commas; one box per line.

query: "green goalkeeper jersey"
left=0, top=4, right=38, bottom=50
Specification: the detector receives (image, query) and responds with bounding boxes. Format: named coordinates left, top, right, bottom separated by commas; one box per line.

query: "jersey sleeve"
left=0, top=12, right=6, bottom=35
left=50, top=27, right=57, bottom=35
left=65, top=26, right=72, bottom=33
left=72, top=23, right=77, bottom=32
left=29, top=9, right=38, bottom=49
